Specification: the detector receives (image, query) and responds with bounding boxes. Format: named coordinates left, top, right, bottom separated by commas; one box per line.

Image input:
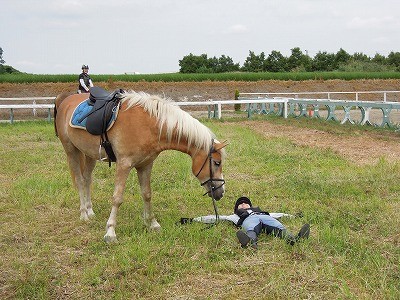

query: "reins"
left=195, top=139, right=225, bottom=226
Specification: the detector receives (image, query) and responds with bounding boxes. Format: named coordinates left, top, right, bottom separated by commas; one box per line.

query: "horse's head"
left=193, top=139, right=228, bottom=200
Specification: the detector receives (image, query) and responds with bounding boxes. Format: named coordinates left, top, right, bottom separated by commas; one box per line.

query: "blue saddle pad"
left=70, top=99, right=119, bottom=131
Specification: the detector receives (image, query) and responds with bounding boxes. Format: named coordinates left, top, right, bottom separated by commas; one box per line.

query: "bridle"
left=195, top=139, right=225, bottom=223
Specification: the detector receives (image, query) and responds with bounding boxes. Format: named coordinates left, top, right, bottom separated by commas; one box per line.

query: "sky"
left=1, top=0, right=399, bottom=74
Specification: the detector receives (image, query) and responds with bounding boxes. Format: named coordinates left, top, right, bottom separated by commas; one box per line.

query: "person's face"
left=83, top=68, right=89, bottom=73
left=238, top=202, right=250, bottom=210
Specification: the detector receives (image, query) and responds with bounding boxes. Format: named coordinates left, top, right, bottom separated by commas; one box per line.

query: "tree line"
left=2, top=46, right=400, bottom=75
left=179, top=48, right=400, bottom=73
left=0, top=47, right=20, bottom=74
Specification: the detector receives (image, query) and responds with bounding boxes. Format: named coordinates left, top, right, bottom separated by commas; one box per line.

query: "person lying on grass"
left=233, top=196, right=310, bottom=249
left=182, top=196, right=310, bottom=249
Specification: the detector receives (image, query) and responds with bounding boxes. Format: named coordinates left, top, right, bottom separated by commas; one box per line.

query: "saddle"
left=78, top=86, right=124, bottom=165
left=79, top=86, right=123, bottom=134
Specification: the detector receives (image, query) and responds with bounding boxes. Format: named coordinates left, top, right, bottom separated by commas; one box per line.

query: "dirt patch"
left=242, top=121, right=400, bottom=165
left=1, top=79, right=400, bottom=101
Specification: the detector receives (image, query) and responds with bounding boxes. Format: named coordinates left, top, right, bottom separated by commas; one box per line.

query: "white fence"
left=239, top=91, right=400, bottom=102
left=0, top=97, right=288, bottom=123
left=238, top=91, right=400, bottom=128
left=1, top=91, right=400, bottom=127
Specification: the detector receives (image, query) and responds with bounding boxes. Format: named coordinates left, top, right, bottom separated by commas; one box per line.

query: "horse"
left=54, top=90, right=227, bottom=242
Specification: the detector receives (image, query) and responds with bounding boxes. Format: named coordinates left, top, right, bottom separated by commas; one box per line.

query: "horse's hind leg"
left=65, top=146, right=92, bottom=221
left=136, top=162, right=161, bottom=231
left=82, top=156, right=96, bottom=218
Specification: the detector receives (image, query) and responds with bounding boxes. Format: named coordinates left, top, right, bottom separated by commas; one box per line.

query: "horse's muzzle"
left=203, top=180, right=225, bottom=200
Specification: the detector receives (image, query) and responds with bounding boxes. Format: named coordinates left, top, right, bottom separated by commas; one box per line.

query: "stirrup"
left=98, top=144, right=108, bottom=161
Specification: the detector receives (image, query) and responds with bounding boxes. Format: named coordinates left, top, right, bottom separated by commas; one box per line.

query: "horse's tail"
left=54, top=92, right=71, bottom=137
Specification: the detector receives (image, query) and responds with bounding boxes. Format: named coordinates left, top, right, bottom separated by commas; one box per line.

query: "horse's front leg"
left=136, top=162, right=161, bottom=231
left=104, top=162, right=132, bottom=243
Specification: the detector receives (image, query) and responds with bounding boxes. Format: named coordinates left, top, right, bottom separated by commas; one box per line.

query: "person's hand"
left=179, top=218, right=193, bottom=224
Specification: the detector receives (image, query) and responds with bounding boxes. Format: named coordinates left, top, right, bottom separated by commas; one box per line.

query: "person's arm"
left=269, top=212, right=294, bottom=219
left=79, top=78, right=90, bottom=92
left=89, top=79, right=94, bottom=87
left=189, top=212, right=294, bottom=225
left=192, top=214, right=239, bottom=225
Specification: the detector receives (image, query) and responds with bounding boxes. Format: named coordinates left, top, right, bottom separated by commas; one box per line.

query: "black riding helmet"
left=82, top=65, right=89, bottom=70
left=234, top=196, right=252, bottom=214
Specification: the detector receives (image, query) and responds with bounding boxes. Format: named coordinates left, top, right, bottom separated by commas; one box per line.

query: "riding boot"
left=246, top=230, right=258, bottom=249
left=271, top=228, right=297, bottom=246
left=277, top=224, right=310, bottom=246
left=236, top=230, right=258, bottom=249
left=296, top=224, right=310, bottom=240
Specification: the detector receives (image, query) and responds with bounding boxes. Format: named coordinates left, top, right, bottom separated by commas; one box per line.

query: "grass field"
left=1, top=71, right=400, bottom=83
left=0, top=118, right=399, bottom=299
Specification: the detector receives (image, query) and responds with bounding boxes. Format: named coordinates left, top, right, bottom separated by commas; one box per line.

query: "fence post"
left=33, top=100, right=37, bottom=116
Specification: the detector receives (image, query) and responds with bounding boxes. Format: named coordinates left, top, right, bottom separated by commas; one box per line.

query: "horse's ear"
left=214, top=140, right=229, bottom=151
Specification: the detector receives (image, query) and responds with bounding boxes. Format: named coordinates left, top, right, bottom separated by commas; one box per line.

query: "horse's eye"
left=214, top=161, right=221, bottom=167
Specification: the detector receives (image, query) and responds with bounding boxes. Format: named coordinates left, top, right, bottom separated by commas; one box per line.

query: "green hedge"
left=1, top=71, right=400, bottom=83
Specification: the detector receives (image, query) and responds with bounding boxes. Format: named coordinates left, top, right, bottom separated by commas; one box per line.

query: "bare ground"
left=241, top=121, right=400, bottom=165
left=1, top=79, right=400, bottom=101
left=1, top=79, right=400, bottom=165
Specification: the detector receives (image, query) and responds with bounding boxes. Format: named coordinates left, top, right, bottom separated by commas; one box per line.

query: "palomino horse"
left=55, top=90, right=227, bottom=242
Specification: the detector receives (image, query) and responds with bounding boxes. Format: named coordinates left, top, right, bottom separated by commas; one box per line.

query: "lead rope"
left=201, top=141, right=220, bottom=229
left=183, top=139, right=224, bottom=229
left=208, top=146, right=220, bottom=225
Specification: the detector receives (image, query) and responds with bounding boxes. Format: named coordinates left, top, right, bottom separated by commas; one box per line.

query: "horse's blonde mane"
left=121, top=91, right=214, bottom=150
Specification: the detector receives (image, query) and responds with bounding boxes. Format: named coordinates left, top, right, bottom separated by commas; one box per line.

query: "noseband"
left=195, top=139, right=225, bottom=223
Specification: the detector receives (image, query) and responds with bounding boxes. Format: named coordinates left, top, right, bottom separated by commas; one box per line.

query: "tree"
left=264, top=50, right=287, bottom=72
left=334, top=48, right=351, bottom=68
left=241, top=51, right=265, bottom=72
left=179, top=53, right=209, bottom=73
left=0, top=47, right=5, bottom=65
left=287, top=47, right=312, bottom=71
left=371, top=53, right=387, bottom=65
left=179, top=53, right=240, bottom=73
left=352, top=52, right=370, bottom=62
left=312, top=51, right=336, bottom=71
left=216, top=55, right=240, bottom=73
left=387, top=51, right=400, bottom=69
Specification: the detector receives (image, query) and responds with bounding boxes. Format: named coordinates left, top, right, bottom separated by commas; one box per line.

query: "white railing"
left=0, top=98, right=287, bottom=123
left=240, top=91, right=400, bottom=102
left=0, top=97, right=56, bottom=123
left=0, top=97, right=55, bottom=101
left=174, top=99, right=288, bottom=119
left=1, top=91, right=400, bottom=125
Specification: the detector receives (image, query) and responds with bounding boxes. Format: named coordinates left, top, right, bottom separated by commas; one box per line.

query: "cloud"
left=371, top=36, right=390, bottom=44
left=347, top=16, right=396, bottom=29
left=15, top=60, right=40, bottom=67
left=53, top=0, right=84, bottom=12
left=223, top=24, right=248, bottom=34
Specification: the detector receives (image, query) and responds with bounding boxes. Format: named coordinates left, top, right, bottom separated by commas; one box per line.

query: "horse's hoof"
left=80, top=214, right=89, bottom=221
left=149, top=221, right=161, bottom=232
left=104, top=234, right=118, bottom=243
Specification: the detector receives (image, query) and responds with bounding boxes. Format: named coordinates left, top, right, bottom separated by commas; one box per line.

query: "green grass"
left=0, top=120, right=399, bottom=299
left=1, top=71, right=400, bottom=83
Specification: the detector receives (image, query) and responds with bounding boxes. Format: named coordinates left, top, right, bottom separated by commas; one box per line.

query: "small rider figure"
left=78, top=64, right=94, bottom=93
left=234, top=196, right=310, bottom=249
